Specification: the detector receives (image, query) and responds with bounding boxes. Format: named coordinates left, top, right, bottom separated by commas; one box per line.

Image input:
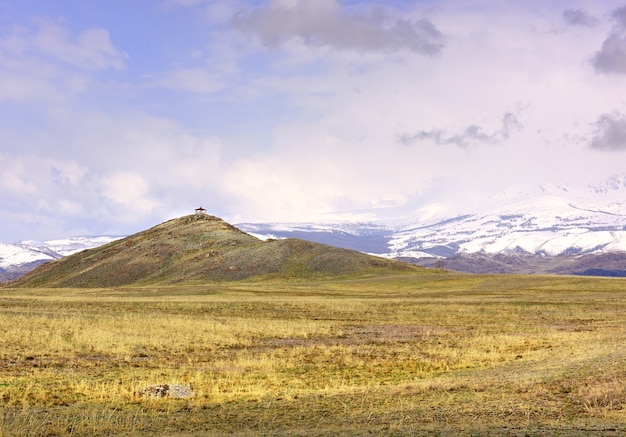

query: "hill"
left=12, top=214, right=422, bottom=287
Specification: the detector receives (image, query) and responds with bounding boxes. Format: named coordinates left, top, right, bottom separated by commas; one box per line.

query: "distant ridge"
left=12, top=214, right=423, bottom=287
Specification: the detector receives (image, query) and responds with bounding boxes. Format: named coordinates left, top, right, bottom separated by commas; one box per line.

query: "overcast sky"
left=2, top=0, right=626, bottom=241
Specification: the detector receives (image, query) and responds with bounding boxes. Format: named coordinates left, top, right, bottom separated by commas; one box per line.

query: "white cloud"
left=147, top=67, right=224, bottom=93
left=0, top=69, right=62, bottom=102
left=32, top=20, right=127, bottom=70
left=161, top=0, right=209, bottom=7
left=0, top=156, right=38, bottom=195
left=162, top=0, right=247, bottom=24
left=50, top=161, right=88, bottom=186
left=56, top=199, right=84, bottom=215
left=100, top=171, right=158, bottom=215
left=0, top=18, right=127, bottom=104
left=207, top=1, right=626, bottom=222
left=0, top=104, right=229, bottom=236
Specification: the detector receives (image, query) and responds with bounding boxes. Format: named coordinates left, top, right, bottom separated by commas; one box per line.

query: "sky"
left=2, top=0, right=626, bottom=241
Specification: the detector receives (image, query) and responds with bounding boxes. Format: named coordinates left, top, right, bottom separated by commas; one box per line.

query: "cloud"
left=50, top=161, right=87, bottom=186
left=161, top=0, right=209, bottom=6
left=7, top=1, right=626, bottom=241
left=589, top=112, right=626, bottom=151
left=147, top=67, right=224, bottom=93
left=398, top=112, right=522, bottom=149
left=0, top=156, right=38, bottom=195
left=0, top=69, right=62, bottom=102
left=100, top=171, right=158, bottom=215
left=612, top=5, right=626, bottom=28
left=591, top=33, right=626, bottom=74
left=232, top=0, right=445, bottom=56
left=32, top=19, right=127, bottom=71
left=591, top=6, right=626, bottom=74
left=562, top=9, right=597, bottom=27
left=0, top=18, right=127, bottom=103
left=0, top=106, right=229, bottom=238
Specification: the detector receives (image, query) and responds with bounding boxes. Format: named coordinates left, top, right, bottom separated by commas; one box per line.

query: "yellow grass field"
left=2, top=273, right=626, bottom=435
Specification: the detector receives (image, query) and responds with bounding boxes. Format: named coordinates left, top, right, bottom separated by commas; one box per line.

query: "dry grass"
left=2, top=274, right=626, bottom=435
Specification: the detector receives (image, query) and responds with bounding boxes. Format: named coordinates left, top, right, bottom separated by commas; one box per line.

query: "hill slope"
left=12, top=214, right=422, bottom=288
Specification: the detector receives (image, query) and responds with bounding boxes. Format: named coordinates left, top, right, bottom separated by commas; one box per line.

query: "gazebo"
left=195, top=206, right=207, bottom=215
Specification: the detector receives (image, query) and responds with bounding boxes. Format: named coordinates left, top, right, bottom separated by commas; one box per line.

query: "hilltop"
left=12, top=214, right=422, bottom=288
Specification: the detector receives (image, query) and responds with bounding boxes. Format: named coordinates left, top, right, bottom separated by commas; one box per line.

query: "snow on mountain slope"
left=241, top=175, right=626, bottom=260
left=1, top=236, right=122, bottom=270
left=21, top=236, right=122, bottom=257
left=0, top=243, right=60, bottom=269
left=389, top=179, right=626, bottom=258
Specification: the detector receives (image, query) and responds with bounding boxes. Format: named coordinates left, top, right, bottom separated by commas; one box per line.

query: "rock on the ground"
left=139, top=383, right=196, bottom=399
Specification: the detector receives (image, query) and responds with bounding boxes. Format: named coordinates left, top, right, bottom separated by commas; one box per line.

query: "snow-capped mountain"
left=0, top=242, right=61, bottom=270
left=19, top=236, right=123, bottom=257
left=0, top=236, right=122, bottom=282
left=239, top=175, right=626, bottom=274
left=388, top=185, right=626, bottom=259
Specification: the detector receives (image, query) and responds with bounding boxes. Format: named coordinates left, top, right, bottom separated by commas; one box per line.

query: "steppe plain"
left=2, top=273, right=626, bottom=436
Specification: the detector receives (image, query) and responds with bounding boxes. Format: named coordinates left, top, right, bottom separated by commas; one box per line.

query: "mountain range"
left=238, top=175, right=626, bottom=276
left=3, top=175, right=626, bottom=281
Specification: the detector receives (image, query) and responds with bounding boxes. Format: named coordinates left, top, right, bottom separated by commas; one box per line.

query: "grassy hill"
left=12, top=214, right=423, bottom=287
